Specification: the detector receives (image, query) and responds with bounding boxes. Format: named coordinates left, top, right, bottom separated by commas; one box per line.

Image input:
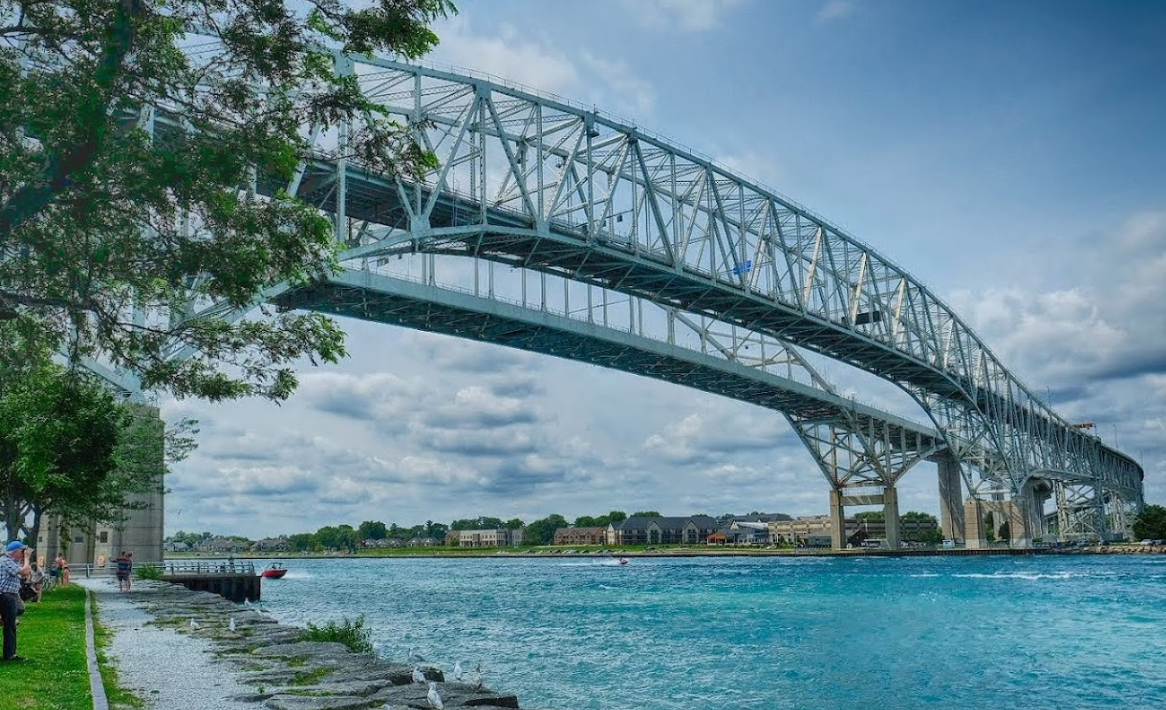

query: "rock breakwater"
left=135, top=583, right=542, bottom=710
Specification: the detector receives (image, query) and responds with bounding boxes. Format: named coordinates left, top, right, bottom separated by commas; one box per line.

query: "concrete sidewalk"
left=77, top=578, right=258, bottom=710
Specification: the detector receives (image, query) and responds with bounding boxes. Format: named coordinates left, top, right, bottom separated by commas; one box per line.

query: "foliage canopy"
left=1133, top=504, right=1166, bottom=541
left=0, top=0, right=454, bottom=401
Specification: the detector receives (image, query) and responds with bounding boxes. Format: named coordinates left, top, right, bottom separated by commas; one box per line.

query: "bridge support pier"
left=829, top=489, right=847, bottom=550
left=883, top=485, right=901, bottom=550
left=964, top=498, right=987, bottom=549
left=934, top=452, right=964, bottom=544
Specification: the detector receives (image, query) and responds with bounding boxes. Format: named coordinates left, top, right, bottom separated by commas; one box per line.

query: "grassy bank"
left=0, top=585, right=90, bottom=710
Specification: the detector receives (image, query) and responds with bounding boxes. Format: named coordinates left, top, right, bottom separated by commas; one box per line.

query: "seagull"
left=189, top=619, right=200, bottom=629
left=427, top=681, right=444, bottom=710
left=407, top=648, right=426, bottom=663
left=470, top=663, right=483, bottom=690
left=453, top=661, right=464, bottom=682
left=412, top=666, right=426, bottom=684
left=229, top=617, right=237, bottom=632
left=243, top=598, right=252, bottom=606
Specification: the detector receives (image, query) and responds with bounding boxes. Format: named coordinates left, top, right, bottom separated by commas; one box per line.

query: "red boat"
left=261, top=563, right=288, bottom=579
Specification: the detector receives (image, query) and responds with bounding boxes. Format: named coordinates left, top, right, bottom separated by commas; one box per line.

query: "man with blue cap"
left=0, top=540, right=31, bottom=661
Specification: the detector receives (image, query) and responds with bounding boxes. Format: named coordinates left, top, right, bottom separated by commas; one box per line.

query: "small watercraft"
left=618, top=557, right=629, bottom=565
left=261, top=563, right=288, bottom=579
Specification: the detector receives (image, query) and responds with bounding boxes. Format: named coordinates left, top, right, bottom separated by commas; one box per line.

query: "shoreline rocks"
left=132, top=583, right=536, bottom=710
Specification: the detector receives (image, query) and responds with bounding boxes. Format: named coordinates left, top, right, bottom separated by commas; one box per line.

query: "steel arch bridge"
left=119, top=52, right=1141, bottom=547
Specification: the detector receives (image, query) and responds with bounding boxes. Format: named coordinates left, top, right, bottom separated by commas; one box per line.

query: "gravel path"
left=77, top=578, right=258, bottom=710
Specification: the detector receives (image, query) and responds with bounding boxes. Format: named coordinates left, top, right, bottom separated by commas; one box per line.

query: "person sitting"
left=26, top=564, right=44, bottom=603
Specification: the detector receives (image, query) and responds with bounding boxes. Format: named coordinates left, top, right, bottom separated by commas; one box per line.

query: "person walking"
left=1, top=541, right=32, bottom=662
left=115, top=551, right=134, bottom=592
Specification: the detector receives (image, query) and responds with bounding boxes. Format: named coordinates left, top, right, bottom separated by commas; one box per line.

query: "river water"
left=255, top=553, right=1166, bottom=710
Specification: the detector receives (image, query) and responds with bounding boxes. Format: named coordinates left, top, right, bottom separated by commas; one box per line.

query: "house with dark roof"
left=607, top=516, right=720, bottom=545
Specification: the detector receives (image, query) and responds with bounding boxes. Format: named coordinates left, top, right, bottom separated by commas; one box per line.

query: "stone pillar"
left=935, top=452, right=964, bottom=543
left=964, top=498, right=986, bottom=549
left=884, top=485, right=901, bottom=550
left=829, top=489, right=847, bottom=550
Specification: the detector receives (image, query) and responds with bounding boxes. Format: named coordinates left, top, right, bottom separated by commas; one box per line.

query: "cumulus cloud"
left=642, top=409, right=793, bottom=465
left=431, top=18, right=580, bottom=94
left=581, top=53, right=657, bottom=116
left=816, top=0, right=856, bottom=24
left=622, top=0, right=747, bottom=31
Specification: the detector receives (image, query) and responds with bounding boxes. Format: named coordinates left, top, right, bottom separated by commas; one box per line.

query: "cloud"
left=816, top=0, right=856, bottom=24
left=431, top=18, right=579, bottom=95
left=582, top=53, right=657, bottom=116
left=622, top=0, right=747, bottom=31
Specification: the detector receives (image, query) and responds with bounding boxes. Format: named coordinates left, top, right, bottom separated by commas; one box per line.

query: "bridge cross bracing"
left=109, top=46, right=1141, bottom=546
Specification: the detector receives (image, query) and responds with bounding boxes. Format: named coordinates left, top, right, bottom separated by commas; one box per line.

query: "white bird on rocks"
left=452, top=661, right=464, bottom=682
left=427, top=681, right=444, bottom=710
left=189, top=618, right=200, bottom=629
left=229, top=617, right=237, bottom=632
left=470, top=663, right=483, bottom=690
left=243, top=598, right=252, bottom=606
left=411, top=666, right=426, bottom=684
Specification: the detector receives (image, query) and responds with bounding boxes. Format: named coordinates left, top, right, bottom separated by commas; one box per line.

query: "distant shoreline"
left=162, top=545, right=1151, bottom=561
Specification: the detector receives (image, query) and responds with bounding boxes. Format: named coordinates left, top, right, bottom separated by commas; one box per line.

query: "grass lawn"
left=0, top=585, right=91, bottom=710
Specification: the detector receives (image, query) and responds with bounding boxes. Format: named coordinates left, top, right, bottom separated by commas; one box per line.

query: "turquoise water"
left=257, top=554, right=1166, bottom=709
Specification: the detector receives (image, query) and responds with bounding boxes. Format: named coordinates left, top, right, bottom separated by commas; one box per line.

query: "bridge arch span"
left=155, top=47, right=1141, bottom=543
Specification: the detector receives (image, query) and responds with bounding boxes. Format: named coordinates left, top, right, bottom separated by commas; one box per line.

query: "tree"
left=315, top=524, right=357, bottom=551
left=1133, top=504, right=1166, bottom=540
left=357, top=520, right=387, bottom=541
left=287, top=533, right=315, bottom=552
left=0, top=360, right=191, bottom=541
left=855, top=511, right=885, bottom=521
left=630, top=511, right=661, bottom=518
left=451, top=516, right=504, bottom=531
left=0, top=0, right=455, bottom=401
left=524, top=514, right=567, bottom=546
left=503, top=518, right=524, bottom=530
left=573, top=515, right=598, bottom=528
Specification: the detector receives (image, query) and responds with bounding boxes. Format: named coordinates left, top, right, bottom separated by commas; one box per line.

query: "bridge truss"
left=141, top=50, right=1142, bottom=545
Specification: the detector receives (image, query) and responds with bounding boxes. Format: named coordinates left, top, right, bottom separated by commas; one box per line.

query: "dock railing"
left=160, top=560, right=257, bottom=577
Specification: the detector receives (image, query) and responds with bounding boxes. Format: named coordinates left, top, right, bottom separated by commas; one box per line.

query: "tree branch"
left=0, top=0, right=144, bottom=246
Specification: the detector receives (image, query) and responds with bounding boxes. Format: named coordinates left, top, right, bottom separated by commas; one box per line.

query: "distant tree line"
left=167, top=509, right=680, bottom=550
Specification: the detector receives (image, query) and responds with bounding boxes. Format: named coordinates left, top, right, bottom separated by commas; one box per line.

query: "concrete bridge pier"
left=963, top=498, right=987, bottom=549
left=933, top=452, right=965, bottom=544
left=829, top=484, right=901, bottom=550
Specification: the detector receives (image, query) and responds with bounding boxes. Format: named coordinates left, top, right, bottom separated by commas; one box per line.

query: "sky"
left=161, top=0, right=1166, bottom=539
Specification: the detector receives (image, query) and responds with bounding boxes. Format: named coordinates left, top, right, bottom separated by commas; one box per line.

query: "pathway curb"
left=85, top=587, right=110, bottom=710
